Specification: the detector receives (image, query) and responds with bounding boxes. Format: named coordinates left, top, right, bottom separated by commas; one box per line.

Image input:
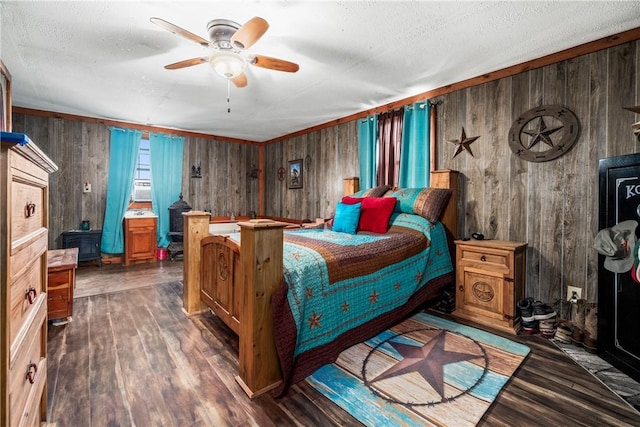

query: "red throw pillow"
left=358, top=197, right=397, bottom=233
left=342, top=196, right=364, bottom=205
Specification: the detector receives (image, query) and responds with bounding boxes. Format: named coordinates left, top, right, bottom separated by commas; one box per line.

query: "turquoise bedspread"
left=280, top=212, right=452, bottom=356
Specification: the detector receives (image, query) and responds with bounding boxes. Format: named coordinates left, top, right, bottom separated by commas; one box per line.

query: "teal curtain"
left=101, top=128, right=142, bottom=254
left=399, top=101, right=430, bottom=188
left=357, top=114, right=378, bottom=190
left=150, top=133, right=185, bottom=248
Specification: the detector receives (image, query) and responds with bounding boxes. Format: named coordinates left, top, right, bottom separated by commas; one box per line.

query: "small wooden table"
left=47, top=247, right=79, bottom=322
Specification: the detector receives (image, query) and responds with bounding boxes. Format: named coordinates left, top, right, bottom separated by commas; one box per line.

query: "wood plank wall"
left=433, top=41, right=639, bottom=306
left=263, top=123, right=358, bottom=220
left=264, top=40, right=639, bottom=308
left=10, top=39, right=639, bottom=309
left=11, top=114, right=259, bottom=250
left=182, top=136, right=259, bottom=217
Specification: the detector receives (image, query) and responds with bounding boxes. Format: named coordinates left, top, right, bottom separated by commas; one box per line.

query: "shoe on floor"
left=583, top=303, right=598, bottom=353
left=539, top=317, right=557, bottom=339
left=517, top=297, right=535, bottom=322
left=520, top=318, right=539, bottom=335
left=532, top=301, right=557, bottom=320
left=554, top=320, right=573, bottom=343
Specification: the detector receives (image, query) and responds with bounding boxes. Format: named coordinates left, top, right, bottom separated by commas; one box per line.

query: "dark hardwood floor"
left=46, top=263, right=640, bottom=426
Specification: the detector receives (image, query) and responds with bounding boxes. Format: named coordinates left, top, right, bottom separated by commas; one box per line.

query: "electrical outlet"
left=567, top=286, right=582, bottom=302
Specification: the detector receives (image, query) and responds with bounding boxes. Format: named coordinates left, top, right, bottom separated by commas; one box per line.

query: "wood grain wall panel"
left=182, top=136, right=259, bottom=217
left=483, top=79, right=511, bottom=241
left=608, top=44, right=637, bottom=157
left=263, top=121, right=358, bottom=220
left=562, top=55, right=591, bottom=309
left=523, top=68, right=545, bottom=300
left=508, top=73, right=530, bottom=245
left=586, top=49, right=610, bottom=302
left=538, top=62, right=566, bottom=305
left=82, top=122, right=109, bottom=239
left=463, top=83, right=484, bottom=239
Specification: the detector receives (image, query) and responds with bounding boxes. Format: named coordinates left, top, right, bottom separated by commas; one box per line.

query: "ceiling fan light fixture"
left=209, top=51, right=247, bottom=79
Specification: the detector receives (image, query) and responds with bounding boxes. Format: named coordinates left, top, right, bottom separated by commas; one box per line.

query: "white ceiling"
left=2, top=1, right=640, bottom=142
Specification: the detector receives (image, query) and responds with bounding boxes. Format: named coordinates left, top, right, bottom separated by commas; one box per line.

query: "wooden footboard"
left=200, top=235, right=242, bottom=335
left=183, top=170, right=459, bottom=398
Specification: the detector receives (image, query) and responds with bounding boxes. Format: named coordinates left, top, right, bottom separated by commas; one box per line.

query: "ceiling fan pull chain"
left=227, top=79, right=231, bottom=113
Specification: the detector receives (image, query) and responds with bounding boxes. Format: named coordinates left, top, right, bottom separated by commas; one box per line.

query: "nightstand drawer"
left=458, top=247, right=510, bottom=269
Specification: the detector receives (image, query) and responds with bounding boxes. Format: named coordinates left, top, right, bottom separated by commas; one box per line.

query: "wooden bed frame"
left=182, top=170, right=458, bottom=398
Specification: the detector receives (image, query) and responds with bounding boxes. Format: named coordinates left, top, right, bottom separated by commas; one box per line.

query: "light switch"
left=84, top=182, right=91, bottom=193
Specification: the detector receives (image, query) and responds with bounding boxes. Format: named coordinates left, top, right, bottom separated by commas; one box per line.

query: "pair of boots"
left=571, top=299, right=597, bottom=353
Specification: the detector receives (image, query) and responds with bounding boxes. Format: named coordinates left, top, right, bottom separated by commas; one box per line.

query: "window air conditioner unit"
left=132, top=179, right=152, bottom=202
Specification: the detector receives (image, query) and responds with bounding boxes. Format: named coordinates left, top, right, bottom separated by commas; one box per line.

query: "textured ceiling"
left=2, top=1, right=640, bottom=142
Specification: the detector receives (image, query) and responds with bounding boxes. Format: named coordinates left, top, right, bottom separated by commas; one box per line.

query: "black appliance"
left=61, top=229, right=102, bottom=267
left=167, top=194, right=192, bottom=261
left=598, top=153, right=640, bottom=382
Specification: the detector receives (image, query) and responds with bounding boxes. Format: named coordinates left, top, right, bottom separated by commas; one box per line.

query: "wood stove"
left=167, top=194, right=192, bottom=261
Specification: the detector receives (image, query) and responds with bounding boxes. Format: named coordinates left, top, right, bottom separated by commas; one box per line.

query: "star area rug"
left=306, top=312, right=530, bottom=426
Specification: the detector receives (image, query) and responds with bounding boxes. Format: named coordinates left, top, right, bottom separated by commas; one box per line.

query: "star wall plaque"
left=448, top=127, right=480, bottom=159
left=508, top=105, right=579, bottom=162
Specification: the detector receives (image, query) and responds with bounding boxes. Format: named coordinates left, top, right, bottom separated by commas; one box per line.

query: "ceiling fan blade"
left=231, top=17, right=269, bottom=50
left=150, top=17, right=210, bottom=47
left=250, top=55, right=299, bottom=73
left=164, top=57, right=208, bottom=70
left=231, top=73, right=248, bottom=88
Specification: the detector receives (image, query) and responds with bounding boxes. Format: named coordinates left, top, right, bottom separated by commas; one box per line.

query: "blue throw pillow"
left=333, top=202, right=361, bottom=234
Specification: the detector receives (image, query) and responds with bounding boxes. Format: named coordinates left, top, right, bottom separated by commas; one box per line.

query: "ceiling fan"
left=150, top=16, right=299, bottom=88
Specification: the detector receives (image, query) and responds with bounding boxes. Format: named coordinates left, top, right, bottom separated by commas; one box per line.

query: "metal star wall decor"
left=448, top=127, right=480, bottom=159
left=508, top=105, right=579, bottom=162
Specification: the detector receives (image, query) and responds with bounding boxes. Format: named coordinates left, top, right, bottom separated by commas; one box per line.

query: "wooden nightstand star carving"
left=448, top=127, right=480, bottom=159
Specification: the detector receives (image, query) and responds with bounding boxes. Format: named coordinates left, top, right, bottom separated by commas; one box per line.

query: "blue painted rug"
left=307, top=312, right=530, bottom=426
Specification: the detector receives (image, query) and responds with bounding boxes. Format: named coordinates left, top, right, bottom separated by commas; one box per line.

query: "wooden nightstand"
left=47, top=247, right=79, bottom=322
left=453, top=239, right=527, bottom=335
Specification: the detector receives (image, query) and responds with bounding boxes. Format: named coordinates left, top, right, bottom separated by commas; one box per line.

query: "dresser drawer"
left=48, top=268, right=72, bottom=288
left=10, top=179, right=46, bottom=244
left=9, top=302, right=47, bottom=427
left=10, top=229, right=48, bottom=279
left=9, top=256, right=44, bottom=345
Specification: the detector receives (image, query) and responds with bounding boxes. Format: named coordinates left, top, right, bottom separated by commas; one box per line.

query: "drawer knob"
left=25, top=287, right=37, bottom=304
left=480, top=255, right=487, bottom=262
left=26, top=362, right=38, bottom=384
left=24, top=202, right=36, bottom=218
left=458, top=285, right=464, bottom=292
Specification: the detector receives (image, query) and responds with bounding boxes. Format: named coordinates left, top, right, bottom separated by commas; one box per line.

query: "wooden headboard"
left=430, top=169, right=459, bottom=251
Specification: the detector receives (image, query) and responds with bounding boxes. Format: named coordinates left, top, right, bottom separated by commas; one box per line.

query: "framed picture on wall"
left=288, top=159, right=303, bottom=189
left=0, top=60, right=11, bottom=132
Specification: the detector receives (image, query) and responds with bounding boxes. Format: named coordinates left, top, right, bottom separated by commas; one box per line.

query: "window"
left=131, top=137, right=152, bottom=202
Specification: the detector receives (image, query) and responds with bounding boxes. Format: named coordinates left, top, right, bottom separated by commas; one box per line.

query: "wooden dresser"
left=454, top=239, right=527, bottom=335
left=47, top=248, right=79, bottom=322
left=1, top=132, right=58, bottom=426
